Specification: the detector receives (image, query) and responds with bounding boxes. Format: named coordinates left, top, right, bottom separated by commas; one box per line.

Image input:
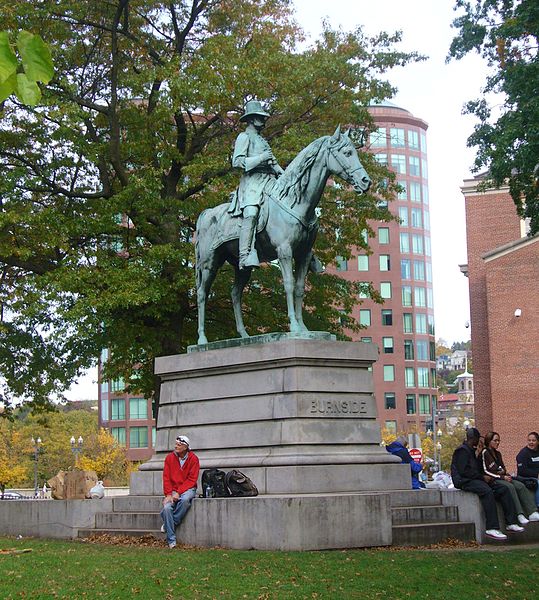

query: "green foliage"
left=449, top=1, right=539, bottom=234
left=0, top=30, right=54, bottom=105
left=0, top=0, right=422, bottom=410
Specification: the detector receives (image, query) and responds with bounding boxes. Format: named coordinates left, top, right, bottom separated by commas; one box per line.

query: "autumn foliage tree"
left=0, top=423, right=30, bottom=495
left=0, top=0, right=421, bottom=411
left=78, top=428, right=128, bottom=483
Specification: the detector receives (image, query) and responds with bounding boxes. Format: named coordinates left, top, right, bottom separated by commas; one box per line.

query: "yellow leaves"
left=77, top=428, right=128, bottom=481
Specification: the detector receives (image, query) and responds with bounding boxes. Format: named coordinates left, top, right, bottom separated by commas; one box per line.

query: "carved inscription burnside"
left=310, top=399, right=367, bottom=415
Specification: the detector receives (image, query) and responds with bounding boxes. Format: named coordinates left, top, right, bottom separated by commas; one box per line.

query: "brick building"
left=461, top=176, right=539, bottom=466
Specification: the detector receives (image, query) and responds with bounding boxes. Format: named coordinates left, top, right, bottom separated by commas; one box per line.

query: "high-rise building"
left=327, top=101, right=438, bottom=435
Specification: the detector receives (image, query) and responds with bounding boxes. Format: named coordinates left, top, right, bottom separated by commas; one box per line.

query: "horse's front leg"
left=231, top=266, right=252, bottom=338
left=293, top=250, right=312, bottom=332
left=278, top=249, right=301, bottom=333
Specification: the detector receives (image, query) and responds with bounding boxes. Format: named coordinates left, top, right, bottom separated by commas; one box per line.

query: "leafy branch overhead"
left=0, top=31, right=54, bottom=105
left=0, top=0, right=421, bottom=410
left=449, top=0, right=539, bottom=234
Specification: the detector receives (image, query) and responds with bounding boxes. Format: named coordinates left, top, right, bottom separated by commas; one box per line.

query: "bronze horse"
left=195, top=126, right=371, bottom=345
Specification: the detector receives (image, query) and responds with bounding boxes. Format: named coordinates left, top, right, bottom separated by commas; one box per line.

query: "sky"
left=65, top=0, right=487, bottom=400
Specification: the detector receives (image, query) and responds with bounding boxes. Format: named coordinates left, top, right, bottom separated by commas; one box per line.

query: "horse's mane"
left=275, top=136, right=328, bottom=208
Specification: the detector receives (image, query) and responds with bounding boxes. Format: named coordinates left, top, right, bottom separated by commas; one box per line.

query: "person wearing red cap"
left=160, top=434, right=200, bottom=548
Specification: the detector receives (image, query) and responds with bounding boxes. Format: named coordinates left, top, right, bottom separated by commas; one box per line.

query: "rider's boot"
left=239, top=216, right=259, bottom=269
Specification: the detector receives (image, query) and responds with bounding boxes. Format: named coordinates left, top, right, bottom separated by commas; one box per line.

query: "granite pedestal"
left=131, top=337, right=409, bottom=495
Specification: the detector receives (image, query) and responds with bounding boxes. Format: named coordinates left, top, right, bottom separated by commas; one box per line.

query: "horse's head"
left=327, top=126, right=371, bottom=193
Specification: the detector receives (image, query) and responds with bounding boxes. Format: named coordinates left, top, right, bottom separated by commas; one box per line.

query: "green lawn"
left=0, top=537, right=537, bottom=599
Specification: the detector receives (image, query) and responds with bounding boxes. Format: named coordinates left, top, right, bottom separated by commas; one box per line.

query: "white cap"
left=176, top=435, right=190, bottom=447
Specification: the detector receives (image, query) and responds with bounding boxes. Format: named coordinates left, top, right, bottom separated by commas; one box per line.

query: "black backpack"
left=201, top=469, right=229, bottom=497
left=225, top=469, right=258, bottom=497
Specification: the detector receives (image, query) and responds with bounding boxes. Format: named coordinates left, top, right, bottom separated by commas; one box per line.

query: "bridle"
left=326, top=139, right=364, bottom=187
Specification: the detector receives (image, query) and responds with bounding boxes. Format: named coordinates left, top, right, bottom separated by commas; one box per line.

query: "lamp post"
left=437, top=441, right=442, bottom=472
left=70, top=435, right=83, bottom=465
left=31, top=437, right=42, bottom=497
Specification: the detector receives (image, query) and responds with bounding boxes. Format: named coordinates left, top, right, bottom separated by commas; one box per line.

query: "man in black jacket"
left=451, top=427, right=522, bottom=541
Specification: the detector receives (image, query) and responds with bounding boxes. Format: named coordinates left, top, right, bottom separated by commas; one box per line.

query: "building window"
left=111, top=427, right=126, bottom=446
left=381, top=309, right=393, bottom=326
left=416, top=340, right=429, bottom=361
left=379, top=255, right=390, bottom=271
left=416, top=313, right=427, bottom=334
left=385, top=392, right=396, bottom=409
left=405, top=367, right=415, bottom=388
left=423, top=210, right=430, bottom=231
left=358, top=282, right=369, bottom=299
left=390, top=128, right=405, bottom=147
left=101, top=399, right=109, bottom=421
left=129, top=397, right=148, bottom=420
left=420, top=132, right=427, bottom=152
left=426, top=262, right=432, bottom=283
left=385, top=420, right=397, bottom=435
left=378, top=227, right=390, bottom=244
left=130, top=426, right=149, bottom=449
left=414, top=287, right=426, bottom=308
left=111, top=378, right=125, bottom=393
left=391, top=154, right=406, bottom=174
left=409, top=156, right=420, bottom=176
left=411, top=208, right=423, bottom=228
left=360, top=336, right=372, bottom=343
left=403, top=313, right=413, bottom=333
left=422, top=184, right=429, bottom=205
left=370, top=127, right=386, bottom=147
left=425, top=236, right=432, bottom=257
left=401, top=259, right=411, bottom=280
left=427, top=288, right=434, bottom=308
left=414, top=260, right=425, bottom=281
left=359, top=309, right=371, bottom=327
left=400, top=233, right=410, bottom=253
left=402, top=285, right=412, bottom=307
left=374, top=153, right=388, bottom=165
left=397, top=180, right=407, bottom=200
left=380, top=282, right=392, bottom=299
left=412, top=234, right=424, bottom=255
left=408, top=130, right=419, bottom=150
left=422, top=158, right=428, bottom=178
left=100, top=380, right=109, bottom=394
left=152, top=427, right=156, bottom=448
left=406, top=394, right=416, bottom=414
left=419, top=394, right=430, bottom=415
left=383, top=337, right=394, bottom=354
left=417, top=367, right=429, bottom=387
left=336, top=256, right=348, bottom=271
left=404, top=339, right=414, bottom=360
left=408, top=181, right=421, bottom=203
left=430, top=341, right=436, bottom=362
left=358, top=255, right=369, bottom=271
left=428, top=314, right=435, bottom=335
left=111, top=398, right=125, bottom=421
left=398, top=206, right=408, bottom=226
left=383, top=365, right=395, bottom=382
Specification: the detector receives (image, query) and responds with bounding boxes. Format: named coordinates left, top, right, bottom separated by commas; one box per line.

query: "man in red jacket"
left=160, top=434, right=200, bottom=548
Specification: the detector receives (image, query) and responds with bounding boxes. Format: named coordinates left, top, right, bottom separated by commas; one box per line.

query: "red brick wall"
left=463, top=188, right=522, bottom=433
left=485, top=239, right=539, bottom=469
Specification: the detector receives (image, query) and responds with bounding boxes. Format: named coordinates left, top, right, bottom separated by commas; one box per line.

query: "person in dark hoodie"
left=451, top=427, right=522, bottom=541
left=386, top=435, right=423, bottom=490
left=516, top=431, right=539, bottom=508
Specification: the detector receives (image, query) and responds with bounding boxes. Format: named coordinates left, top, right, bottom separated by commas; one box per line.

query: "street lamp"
left=437, top=441, right=442, bottom=472
left=31, top=437, right=42, bottom=497
left=70, top=435, right=84, bottom=464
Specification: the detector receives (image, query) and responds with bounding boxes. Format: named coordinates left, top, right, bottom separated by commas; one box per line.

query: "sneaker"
left=168, top=541, right=176, bottom=549
left=528, top=511, right=539, bottom=521
left=517, top=514, right=530, bottom=525
left=506, top=524, right=525, bottom=532
left=160, top=524, right=166, bottom=534
left=485, top=529, right=507, bottom=540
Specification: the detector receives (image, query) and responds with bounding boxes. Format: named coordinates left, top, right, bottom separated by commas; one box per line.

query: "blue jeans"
left=160, top=488, right=196, bottom=545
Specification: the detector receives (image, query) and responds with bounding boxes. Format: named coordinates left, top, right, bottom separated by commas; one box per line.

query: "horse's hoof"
left=198, top=336, right=208, bottom=345
left=239, top=331, right=250, bottom=339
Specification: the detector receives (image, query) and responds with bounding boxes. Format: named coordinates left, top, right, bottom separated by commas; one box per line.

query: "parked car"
left=0, top=491, right=29, bottom=500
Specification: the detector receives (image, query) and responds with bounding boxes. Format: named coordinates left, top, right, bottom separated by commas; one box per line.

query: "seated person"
left=386, top=435, right=424, bottom=490
left=516, top=431, right=539, bottom=508
left=160, top=434, right=200, bottom=549
left=451, top=427, right=523, bottom=540
left=482, top=431, right=539, bottom=523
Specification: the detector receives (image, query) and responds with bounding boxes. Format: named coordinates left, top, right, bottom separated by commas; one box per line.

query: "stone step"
left=96, top=511, right=161, bottom=530
left=389, top=490, right=443, bottom=508
left=78, top=528, right=162, bottom=539
left=112, top=495, right=163, bottom=513
left=392, top=522, right=475, bottom=546
left=392, top=505, right=459, bottom=525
